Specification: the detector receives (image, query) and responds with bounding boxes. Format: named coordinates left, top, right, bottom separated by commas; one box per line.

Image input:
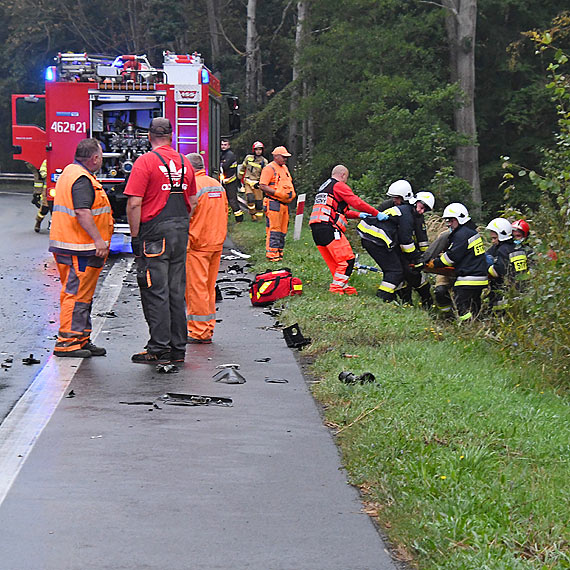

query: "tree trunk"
left=245, top=0, right=262, bottom=105
left=289, top=1, right=310, bottom=164
left=205, top=0, right=220, bottom=68
left=442, top=0, right=481, bottom=210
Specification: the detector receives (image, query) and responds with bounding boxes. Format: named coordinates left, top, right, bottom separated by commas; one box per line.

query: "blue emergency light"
left=201, top=68, right=210, bottom=84
left=45, top=66, right=56, bottom=82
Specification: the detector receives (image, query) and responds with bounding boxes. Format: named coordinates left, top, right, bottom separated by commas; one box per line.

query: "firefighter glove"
left=376, top=211, right=389, bottom=222
left=131, top=236, right=142, bottom=258
left=358, top=212, right=371, bottom=219
left=411, top=261, right=424, bottom=272
left=31, top=194, right=41, bottom=208
left=424, top=259, right=435, bottom=271
left=485, top=253, right=494, bottom=267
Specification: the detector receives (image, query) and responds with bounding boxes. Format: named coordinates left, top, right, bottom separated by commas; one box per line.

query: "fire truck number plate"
left=50, top=121, right=87, bottom=134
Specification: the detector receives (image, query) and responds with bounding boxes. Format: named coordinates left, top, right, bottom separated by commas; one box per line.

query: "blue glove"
left=485, top=253, right=494, bottom=267
left=358, top=212, right=371, bottom=219
left=376, top=211, right=389, bottom=222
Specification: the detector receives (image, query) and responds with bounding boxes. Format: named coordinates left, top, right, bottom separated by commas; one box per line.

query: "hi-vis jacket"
left=310, top=178, right=377, bottom=233
left=49, top=163, right=113, bottom=255
left=432, top=224, right=488, bottom=287
left=238, top=154, right=268, bottom=182
left=220, top=149, right=238, bottom=184
left=487, top=240, right=528, bottom=284
left=357, top=203, right=421, bottom=262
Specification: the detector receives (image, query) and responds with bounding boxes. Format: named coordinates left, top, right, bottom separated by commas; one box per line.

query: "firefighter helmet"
left=442, top=203, right=470, bottom=224
left=387, top=180, right=413, bottom=202
left=486, top=218, right=512, bottom=241
left=413, top=191, right=435, bottom=211
left=252, top=141, right=264, bottom=151
left=511, top=219, right=530, bottom=238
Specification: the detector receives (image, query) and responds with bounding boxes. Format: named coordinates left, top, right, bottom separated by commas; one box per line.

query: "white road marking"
left=0, top=256, right=133, bottom=506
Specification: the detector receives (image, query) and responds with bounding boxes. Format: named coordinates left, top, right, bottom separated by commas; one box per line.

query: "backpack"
left=249, top=268, right=303, bottom=306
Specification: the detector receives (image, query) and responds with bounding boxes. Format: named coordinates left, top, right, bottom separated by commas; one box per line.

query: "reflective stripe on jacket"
left=49, top=163, right=113, bottom=254
left=309, top=178, right=348, bottom=232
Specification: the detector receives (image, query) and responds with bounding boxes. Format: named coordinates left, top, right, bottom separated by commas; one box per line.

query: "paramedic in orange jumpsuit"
left=185, top=153, right=228, bottom=344
left=49, top=138, right=113, bottom=358
left=310, top=165, right=382, bottom=295
left=259, top=146, right=296, bottom=262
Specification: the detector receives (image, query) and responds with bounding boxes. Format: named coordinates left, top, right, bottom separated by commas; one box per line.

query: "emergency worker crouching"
left=310, top=164, right=382, bottom=295
left=424, top=203, right=488, bottom=321
left=485, top=217, right=529, bottom=310
left=185, top=153, right=228, bottom=343
left=239, top=141, right=268, bottom=221
left=259, top=146, right=296, bottom=262
left=49, top=139, right=113, bottom=357
left=356, top=181, right=422, bottom=302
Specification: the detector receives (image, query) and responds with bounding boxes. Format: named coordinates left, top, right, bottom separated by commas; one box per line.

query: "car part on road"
left=283, top=323, right=311, bottom=349
left=156, top=363, right=179, bottom=373
left=264, top=377, right=288, bottom=383
left=66, top=390, right=75, bottom=398
left=338, top=371, right=376, bottom=385
left=230, top=249, right=251, bottom=259
left=160, top=393, right=233, bottom=407
left=254, top=357, right=271, bottom=362
left=213, top=365, right=246, bottom=384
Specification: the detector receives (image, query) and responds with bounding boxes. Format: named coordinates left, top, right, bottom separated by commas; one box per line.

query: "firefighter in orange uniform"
left=310, top=164, right=384, bottom=294
left=49, top=139, right=113, bottom=358
left=185, top=153, right=228, bottom=344
left=259, top=146, right=296, bottom=261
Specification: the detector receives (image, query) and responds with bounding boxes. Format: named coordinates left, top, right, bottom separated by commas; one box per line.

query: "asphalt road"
left=0, top=189, right=399, bottom=570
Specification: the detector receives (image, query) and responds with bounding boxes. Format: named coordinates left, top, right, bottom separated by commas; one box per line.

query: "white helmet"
left=486, top=217, right=512, bottom=241
left=413, top=191, right=435, bottom=211
left=442, top=202, right=470, bottom=224
left=387, top=179, right=413, bottom=202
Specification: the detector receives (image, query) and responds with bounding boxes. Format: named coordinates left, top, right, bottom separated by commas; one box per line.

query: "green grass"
left=231, top=220, right=570, bottom=570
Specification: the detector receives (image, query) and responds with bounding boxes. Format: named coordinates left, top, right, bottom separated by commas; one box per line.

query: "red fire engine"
left=11, top=51, right=239, bottom=230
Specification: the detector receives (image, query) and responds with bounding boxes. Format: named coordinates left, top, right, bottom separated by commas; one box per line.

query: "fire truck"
left=11, top=51, right=239, bottom=233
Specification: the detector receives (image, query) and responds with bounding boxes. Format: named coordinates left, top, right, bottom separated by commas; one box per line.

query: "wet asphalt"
left=0, top=190, right=398, bottom=570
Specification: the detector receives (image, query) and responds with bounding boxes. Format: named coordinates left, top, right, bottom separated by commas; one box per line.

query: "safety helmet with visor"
left=486, top=217, right=512, bottom=241
left=412, top=191, right=435, bottom=211
left=511, top=219, right=530, bottom=239
left=442, top=203, right=470, bottom=224
left=252, top=141, right=264, bottom=151
left=386, top=179, right=413, bottom=202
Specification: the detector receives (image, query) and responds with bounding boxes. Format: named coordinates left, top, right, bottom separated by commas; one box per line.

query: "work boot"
left=343, top=286, right=358, bottom=295
left=169, top=349, right=186, bottom=362
left=34, top=218, right=42, bottom=233
left=84, top=341, right=107, bottom=356
left=329, top=284, right=345, bottom=295
left=54, top=348, right=92, bottom=358
left=187, top=336, right=212, bottom=344
left=131, top=350, right=171, bottom=364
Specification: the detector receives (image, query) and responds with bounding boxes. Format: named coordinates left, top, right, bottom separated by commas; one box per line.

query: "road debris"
left=338, top=371, right=376, bottom=385
left=265, top=377, right=289, bottom=384
left=22, top=354, right=41, bottom=365
left=66, top=390, right=75, bottom=398
left=156, top=363, right=179, bottom=374
left=160, top=393, right=233, bottom=407
left=254, top=357, right=271, bottom=362
left=213, top=364, right=246, bottom=384
left=283, top=323, right=312, bottom=349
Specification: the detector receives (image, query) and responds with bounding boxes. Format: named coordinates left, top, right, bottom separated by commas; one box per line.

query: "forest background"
left=0, top=0, right=567, bottom=216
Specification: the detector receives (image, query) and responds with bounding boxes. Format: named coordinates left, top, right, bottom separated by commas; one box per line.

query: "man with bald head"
left=309, top=165, right=386, bottom=294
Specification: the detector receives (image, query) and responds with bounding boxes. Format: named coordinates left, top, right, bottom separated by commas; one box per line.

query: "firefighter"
left=125, top=118, right=197, bottom=364
left=356, top=190, right=420, bottom=302
left=424, top=203, right=488, bottom=321
left=238, top=141, right=268, bottom=221
left=310, top=164, right=386, bottom=295
left=49, top=139, right=113, bottom=358
left=27, top=159, right=50, bottom=232
left=184, top=153, right=228, bottom=344
left=259, top=146, right=296, bottom=262
left=511, top=219, right=530, bottom=244
left=220, top=138, right=243, bottom=223
left=485, top=217, right=529, bottom=309
left=422, top=228, right=455, bottom=316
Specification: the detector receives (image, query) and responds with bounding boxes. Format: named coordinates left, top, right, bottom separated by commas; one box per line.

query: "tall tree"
left=440, top=0, right=481, bottom=209
left=245, top=0, right=262, bottom=105
left=205, top=0, right=221, bottom=68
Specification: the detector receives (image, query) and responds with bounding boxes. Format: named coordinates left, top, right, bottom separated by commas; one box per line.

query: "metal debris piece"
left=95, top=310, right=117, bottom=318
left=212, top=367, right=246, bottom=384
left=66, top=390, right=75, bottom=398
left=283, top=323, right=312, bottom=349
left=263, top=307, right=283, bottom=317
left=254, top=357, right=271, bottom=362
left=216, top=363, right=240, bottom=369
left=264, top=377, right=289, bottom=384
left=220, top=288, right=244, bottom=297
left=119, top=401, right=155, bottom=405
left=22, top=354, right=41, bottom=365
left=230, top=249, right=251, bottom=259
left=156, top=363, right=179, bottom=374
left=160, top=393, right=233, bottom=407
left=338, top=371, right=376, bottom=385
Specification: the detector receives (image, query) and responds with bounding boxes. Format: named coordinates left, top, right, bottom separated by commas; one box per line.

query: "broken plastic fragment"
left=212, top=368, right=246, bottom=384
left=230, top=249, right=251, bottom=259
left=66, top=390, right=75, bottom=398
left=283, top=323, right=312, bottom=349
left=254, top=357, right=271, bottom=362
left=264, top=377, right=288, bottom=384
left=338, top=371, right=376, bottom=385
left=156, top=363, right=179, bottom=374
left=160, top=393, right=233, bottom=407
left=22, top=354, right=41, bottom=365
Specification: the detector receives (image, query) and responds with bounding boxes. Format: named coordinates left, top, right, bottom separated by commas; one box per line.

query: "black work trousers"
left=453, top=285, right=484, bottom=320
left=224, top=181, right=240, bottom=214
left=361, top=239, right=404, bottom=301
left=137, top=218, right=189, bottom=353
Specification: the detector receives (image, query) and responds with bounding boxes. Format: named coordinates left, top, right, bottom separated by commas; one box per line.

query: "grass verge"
left=231, top=220, right=570, bottom=570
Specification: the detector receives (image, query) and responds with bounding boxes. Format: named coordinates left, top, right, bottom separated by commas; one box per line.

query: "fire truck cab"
left=12, top=51, right=238, bottom=234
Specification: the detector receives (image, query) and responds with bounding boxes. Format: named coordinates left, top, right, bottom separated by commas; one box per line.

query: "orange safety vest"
left=49, top=163, right=113, bottom=254
left=309, top=178, right=348, bottom=232
left=261, top=162, right=296, bottom=204
left=188, top=170, right=228, bottom=251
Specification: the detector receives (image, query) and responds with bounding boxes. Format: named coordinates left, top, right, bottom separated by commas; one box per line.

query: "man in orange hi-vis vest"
left=259, top=146, right=296, bottom=261
left=49, top=138, right=113, bottom=358
left=184, top=153, right=228, bottom=344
